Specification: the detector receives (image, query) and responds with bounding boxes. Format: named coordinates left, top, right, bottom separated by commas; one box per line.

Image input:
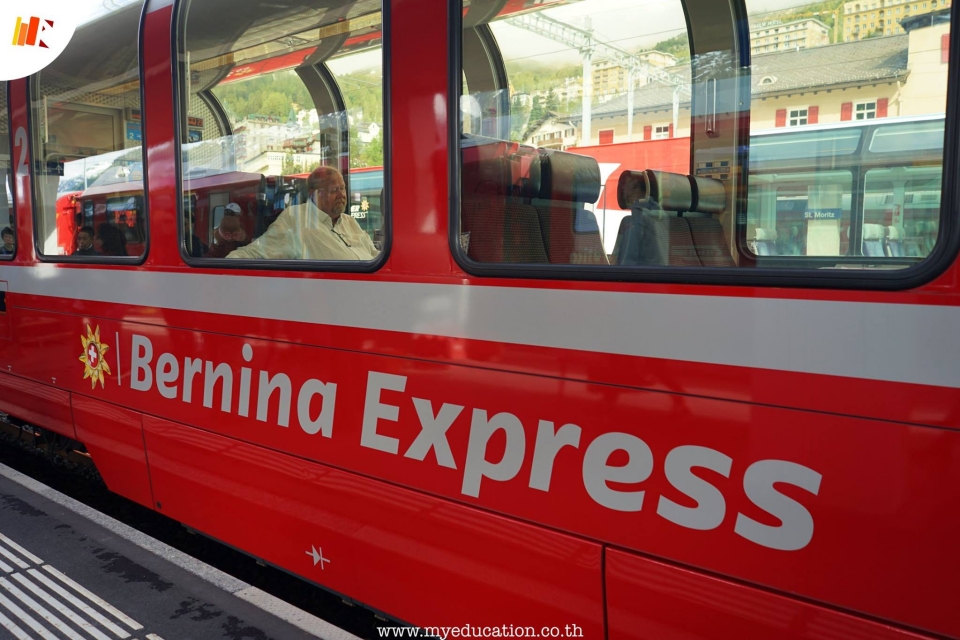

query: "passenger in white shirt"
left=227, top=167, right=379, bottom=261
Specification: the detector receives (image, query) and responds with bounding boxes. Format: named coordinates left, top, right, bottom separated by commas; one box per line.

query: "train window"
left=1, top=83, right=14, bottom=260
left=869, top=118, right=944, bottom=153
left=29, top=0, right=147, bottom=260
left=745, top=1, right=951, bottom=268
left=748, top=171, right=854, bottom=258
left=454, top=0, right=956, bottom=281
left=177, top=0, right=385, bottom=265
left=863, top=167, right=942, bottom=258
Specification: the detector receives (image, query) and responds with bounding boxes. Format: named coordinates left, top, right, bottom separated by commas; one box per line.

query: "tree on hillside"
left=545, top=89, right=560, bottom=113
left=282, top=152, right=303, bottom=176
left=651, top=33, right=691, bottom=62
left=529, top=96, right=545, bottom=126
left=509, top=95, right=531, bottom=142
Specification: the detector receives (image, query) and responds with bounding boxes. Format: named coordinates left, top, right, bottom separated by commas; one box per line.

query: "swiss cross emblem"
left=87, top=344, right=99, bottom=367
left=79, top=325, right=111, bottom=389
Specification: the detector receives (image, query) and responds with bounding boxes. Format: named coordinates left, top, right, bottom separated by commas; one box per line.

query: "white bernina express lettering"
left=129, top=334, right=337, bottom=436
left=361, top=371, right=406, bottom=454
left=357, top=371, right=823, bottom=551
left=461, top=409, right=526, bottom=498
left=583, top=432, right=653, bottom=512
left=406, top=398, right=462, bottom=469
left=657, top=445, right=732, bottom=531
left=735, top=460, right=822, bottom=551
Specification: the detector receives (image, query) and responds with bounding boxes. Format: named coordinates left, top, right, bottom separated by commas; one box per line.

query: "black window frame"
left=171, top=0, right=392, bottom=273
left=447, top=0, right=960, bottom=290
left=27, top=0, right=150, bottom=265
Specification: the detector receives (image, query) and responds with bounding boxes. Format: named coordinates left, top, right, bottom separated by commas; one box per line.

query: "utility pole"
left=581, top=17, right=594, bottom=145
left=508, top=12, right=685, bottom=147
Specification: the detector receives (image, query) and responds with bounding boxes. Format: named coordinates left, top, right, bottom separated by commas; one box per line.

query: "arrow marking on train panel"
left=306, top=546, right=330, bottom=570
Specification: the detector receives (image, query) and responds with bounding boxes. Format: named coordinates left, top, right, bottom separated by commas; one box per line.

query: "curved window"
left=454, top=0, right=957, bottom=283
left=177, top=0, right=385, bottom=266
left=1, top=83, right=14, bottom=259
left=744, top=0, right=952, bottom=268
left=30, top=0, right=147, bottom=260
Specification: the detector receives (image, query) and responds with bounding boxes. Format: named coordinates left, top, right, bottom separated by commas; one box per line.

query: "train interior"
left=177, top=0, right=386, bottom=258
left=458, top=0, right=948, bottom=270
left=8, top=0, right=949, bottom=269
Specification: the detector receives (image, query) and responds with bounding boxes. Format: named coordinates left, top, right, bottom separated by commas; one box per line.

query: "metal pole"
left=626, top=66, right=634, bottom=141
left=580, top=17, right=593, bottom=146
left=673, top=85, right=680, bottom=133
left=581, top=51, right=593, bottom=145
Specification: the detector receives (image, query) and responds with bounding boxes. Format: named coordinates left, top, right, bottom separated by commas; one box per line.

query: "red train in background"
left=1, top=0, right=959, bottom=638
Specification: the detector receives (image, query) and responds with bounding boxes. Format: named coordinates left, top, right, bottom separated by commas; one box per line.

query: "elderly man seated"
left=227, top=167, right=379, bottom=261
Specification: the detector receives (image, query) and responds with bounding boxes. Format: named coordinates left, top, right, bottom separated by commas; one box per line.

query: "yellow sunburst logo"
left=360, top=198, right=369, bottom=212
left=79, top=325, right=111, bottom=389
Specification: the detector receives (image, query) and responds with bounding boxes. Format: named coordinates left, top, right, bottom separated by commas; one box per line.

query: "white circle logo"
left=0, top=0, right=79, bottom=81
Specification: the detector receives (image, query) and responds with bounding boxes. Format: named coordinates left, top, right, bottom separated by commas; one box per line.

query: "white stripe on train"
left=2, top=265, right=959, bottom=389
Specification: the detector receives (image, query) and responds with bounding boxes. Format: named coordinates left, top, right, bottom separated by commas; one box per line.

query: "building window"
left=788, top=108, right=809, bottom=126
left=856, top=101, right=878, bottom=119
left=653, top=124, right=670, bottom=140
left=599, top=129, right=615, bottom=145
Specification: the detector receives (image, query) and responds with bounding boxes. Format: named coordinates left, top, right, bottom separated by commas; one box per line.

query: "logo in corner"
left=79, top=325, right=111, bottom=389
left=0, top=0, right=78, bottom=81
left=11, top=17, right=54, bottom=49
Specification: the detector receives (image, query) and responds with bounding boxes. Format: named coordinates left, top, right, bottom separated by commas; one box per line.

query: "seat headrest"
left=617, top=169, right=692, bottom=212
left=461, top=134, right=511, bottom=196
left=461, top=135, right=543, bottom=198
left=537, top=149, right=601, bottom=203
left=507, top=145, right=541, bottom=199
left=753, top=227, right=777, bottom=241
left=862, top=224, right=885, bottom=241
left=886, top=225, right=902, bottom=241
left=690, top=176, right=726, bottom=214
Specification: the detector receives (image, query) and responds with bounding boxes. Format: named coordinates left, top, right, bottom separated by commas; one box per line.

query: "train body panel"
left=1, top=0, right=958, bottom=635
left=72, top=395, right=154, bottom=510
left=143, top=414, right=606, bottom=634
left=605, top=550, right=933, bottom=640
left=1, top=294, right=958, bottom=636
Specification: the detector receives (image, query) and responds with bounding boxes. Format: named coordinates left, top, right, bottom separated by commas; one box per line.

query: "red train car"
left=0, top=0, right=958, bottom=638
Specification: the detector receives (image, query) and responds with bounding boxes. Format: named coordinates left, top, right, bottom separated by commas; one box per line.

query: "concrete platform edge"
left=0, top=461, right=363, bottom=640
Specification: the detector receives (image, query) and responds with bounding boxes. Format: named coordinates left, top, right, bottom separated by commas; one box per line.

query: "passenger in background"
left=74, top=226, right=100, bottom=256
left=184, top=208, right=207, bottom=257
left=0, top=227, right=14, bottom=255
left=208, top=203, right=249, bottom=258
left=226, top=167, right=378, bottom=261
left=96, top=224, right=128, bottom=257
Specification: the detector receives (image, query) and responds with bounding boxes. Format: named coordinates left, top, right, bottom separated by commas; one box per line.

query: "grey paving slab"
left=0, top=471, right=356, bottom=640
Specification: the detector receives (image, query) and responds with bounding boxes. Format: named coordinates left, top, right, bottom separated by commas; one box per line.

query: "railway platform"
left=0, top=462, right=360, bottom=640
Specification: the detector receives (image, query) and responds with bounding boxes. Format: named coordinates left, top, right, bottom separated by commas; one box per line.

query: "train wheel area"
left=0, top=461, right=361, bottom=640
